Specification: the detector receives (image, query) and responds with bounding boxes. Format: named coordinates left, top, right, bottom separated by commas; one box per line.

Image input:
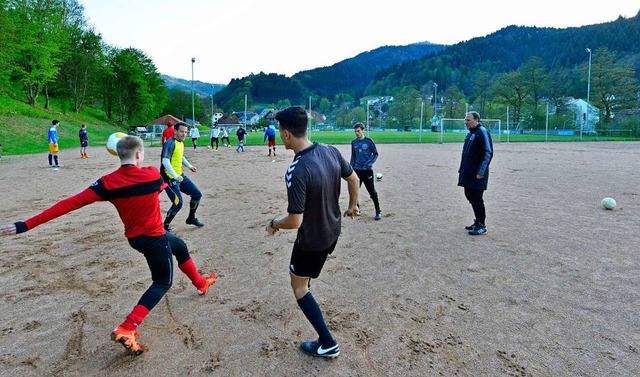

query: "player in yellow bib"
left=160, top=122, right=204, bottom=231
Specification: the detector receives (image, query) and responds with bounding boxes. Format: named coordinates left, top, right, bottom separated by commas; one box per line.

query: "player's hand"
left=343, top=207, right=359, bottom=218
left=0, top=223, right=17, bottom=236
left=265, top=223, right=278, bottom=236
left=190, top=166, right=197, bottom=173
left=476, top=174, right=484, bottom=179
left=176, top=176, right=184, bottom=183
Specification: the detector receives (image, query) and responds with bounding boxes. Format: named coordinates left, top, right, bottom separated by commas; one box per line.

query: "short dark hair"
left=353, top=122, right=365, bottom=130
left=174, top=122, right=188, bottom=130
left=275, top=106, right=308, bottom=137
left=52, top=119, right=59, bottom=125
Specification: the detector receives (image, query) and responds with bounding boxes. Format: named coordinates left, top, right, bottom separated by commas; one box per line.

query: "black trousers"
left=354, top=169, right=381, bottom=213
left=463, top=187, right=486, bottom=225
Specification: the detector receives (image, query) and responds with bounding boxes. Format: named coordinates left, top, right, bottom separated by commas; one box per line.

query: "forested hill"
left=212, top=42, right=445, bottom=110
left=292, top=42, right=446, bottom=98
left=212, top=11, right=640, bottom=111
left=366, top=12, right=640, bottom=97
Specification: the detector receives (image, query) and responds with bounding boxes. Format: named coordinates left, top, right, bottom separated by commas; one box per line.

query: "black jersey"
left=286, top=142, right=353, bottom=251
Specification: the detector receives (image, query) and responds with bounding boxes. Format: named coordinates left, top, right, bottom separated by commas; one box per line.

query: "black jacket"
left=458, top=125, right=493, bottom=190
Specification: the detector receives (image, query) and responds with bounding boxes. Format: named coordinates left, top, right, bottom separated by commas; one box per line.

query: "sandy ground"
left=0, top=140, right=638, bottom=376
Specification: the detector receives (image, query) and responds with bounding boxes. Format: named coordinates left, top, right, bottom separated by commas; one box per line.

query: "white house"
left=568, top=98, right=599, bottom=133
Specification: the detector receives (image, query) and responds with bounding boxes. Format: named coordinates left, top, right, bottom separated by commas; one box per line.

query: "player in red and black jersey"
left=0, top=135, right=217, bottom=356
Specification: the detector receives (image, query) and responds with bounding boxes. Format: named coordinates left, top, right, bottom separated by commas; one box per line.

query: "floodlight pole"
left=210, top=85, right=214, bottom=126
left=584, top=48, right=592, bottom=141
left=434, top=83, right=441, bottom=142
left=366, top=100, right=371, bottom=137
left=419, top=98, right=424, bottom=143
left=545, top=102, right=549, bottom=142
left=191, top=57, right=195, bottom=126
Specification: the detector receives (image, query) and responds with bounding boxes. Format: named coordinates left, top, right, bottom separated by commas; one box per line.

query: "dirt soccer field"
left=0, top=141, right=638, bottom=376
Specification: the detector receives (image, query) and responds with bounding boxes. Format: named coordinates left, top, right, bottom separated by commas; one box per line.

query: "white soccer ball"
left=106, top=132, right=127, bottom=156
left=375, top=173, right=383, bottom=181
left=601, top=197, right=616, bottom=210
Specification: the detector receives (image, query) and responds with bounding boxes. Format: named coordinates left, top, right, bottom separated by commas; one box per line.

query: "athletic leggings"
left=354, top=169, right=381, bottom=213
left=163, top=175, right=202, bottom=216
left=127, top=232, right=191, bottom=311
left=464, top=187, right=486, bottom=225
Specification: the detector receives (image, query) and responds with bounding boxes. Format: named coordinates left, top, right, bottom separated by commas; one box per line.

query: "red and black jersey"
left=17, top=165, right=167, bottom=238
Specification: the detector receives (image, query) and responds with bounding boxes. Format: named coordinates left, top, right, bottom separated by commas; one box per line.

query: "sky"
left=80, top=0, right=639, bottom=85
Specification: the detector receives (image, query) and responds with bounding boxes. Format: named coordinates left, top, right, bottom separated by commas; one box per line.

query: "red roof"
left=146, top=114, right=183, bottom=126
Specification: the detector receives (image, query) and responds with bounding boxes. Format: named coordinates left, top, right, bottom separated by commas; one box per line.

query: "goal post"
left=439, top=118, right=502, bottom=143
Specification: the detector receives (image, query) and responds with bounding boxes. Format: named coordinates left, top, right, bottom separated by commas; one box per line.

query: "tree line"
left=0, top=0, right=167, bottom=125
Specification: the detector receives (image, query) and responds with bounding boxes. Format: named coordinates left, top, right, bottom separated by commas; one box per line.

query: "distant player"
left=48, top=119, right=60, bottom=167
left=161, top=122, right=205, bottom=230
left=236, top=125, right=247, bottom=152
left=220, top=127, right=231, bottom=147
left=209, top=125, right=221, bottom=151
left=350, top=122, right=382, bottom=220
left=263, top=125, right=277, bottom=156
left=161, top=122, right=175, bottom=145
left=79, top=123, right=89, bottom=158
left=0, top=135, right=216, bottom=355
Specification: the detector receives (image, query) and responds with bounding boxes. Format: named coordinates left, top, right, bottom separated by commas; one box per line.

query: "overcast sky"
left=80, top=1, right=639, bottom=85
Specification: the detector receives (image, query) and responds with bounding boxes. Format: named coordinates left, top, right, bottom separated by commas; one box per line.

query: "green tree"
left=586, top=48, right=639, bottom=123
left=491, top=71, right=527, bottom=129
left=108, top=47, right=167, bottom=124
left=387, top=87, right=419, bottom=128
left=0, top=0, right=18, bottom=88
left=471, top=71, right=492, bottom=116
left=58, top=27, right=104, bottom=112
left=9, top=0, right=68, bottom=106
left=443, top=84, right=466, bottom=119
left=520, top=56, right=547, bottom=110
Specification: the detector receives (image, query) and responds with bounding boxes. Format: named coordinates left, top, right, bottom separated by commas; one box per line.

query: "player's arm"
left=2, top=188, right=101, bottom=235
left=342, top=171, right=360, bottom=218
left=367, top=139, right=379, bottom=167
left=477, top=128, right=493, bottom=179
left=182, top=156, right=196, bottom=172
left=266, top=213, right=303, bottom=235
left=350, top=142, right=356, bottom=167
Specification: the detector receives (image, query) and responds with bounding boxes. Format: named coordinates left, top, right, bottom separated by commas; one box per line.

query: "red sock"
left=120, top=304, right=150, bottom=331
left=179, top=258, right=204, bottom=288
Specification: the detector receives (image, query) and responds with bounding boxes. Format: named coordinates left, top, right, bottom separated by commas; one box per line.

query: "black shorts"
left=289, top=239, right=337, bottom=279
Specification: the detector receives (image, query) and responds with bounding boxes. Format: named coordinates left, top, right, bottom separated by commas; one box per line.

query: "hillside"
left=162, top=75, right=225, bottom=97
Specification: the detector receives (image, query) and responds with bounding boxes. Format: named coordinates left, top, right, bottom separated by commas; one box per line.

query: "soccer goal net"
left=438, top=118, right=503, bottom=142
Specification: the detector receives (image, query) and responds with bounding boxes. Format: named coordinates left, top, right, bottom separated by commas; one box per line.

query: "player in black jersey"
left=266, top=106, right=359, bottom=358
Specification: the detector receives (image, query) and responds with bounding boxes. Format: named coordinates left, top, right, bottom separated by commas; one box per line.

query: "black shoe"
left=186, top=217, right=204, bottom=227
left=300, top=339, right=340, bottom=358
left=374, top=212, right=382, bottom=221
left=465, top=220, right=479, bottom=230
left=468, top=225, right=487, bottom=235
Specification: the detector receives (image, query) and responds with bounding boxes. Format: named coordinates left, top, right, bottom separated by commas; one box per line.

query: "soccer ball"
left=601, top=197, right=616, bottom=210
left=106, top=132, right=127, bottom=156
left=375, top=173, right=383, bottom=181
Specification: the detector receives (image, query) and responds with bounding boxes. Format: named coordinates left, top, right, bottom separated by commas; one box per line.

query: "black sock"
left=297, top=291, right=335, bottom=346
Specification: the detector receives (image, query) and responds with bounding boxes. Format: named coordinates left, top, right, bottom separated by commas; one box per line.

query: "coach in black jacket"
left=458, top=111, right=493, bottom=235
